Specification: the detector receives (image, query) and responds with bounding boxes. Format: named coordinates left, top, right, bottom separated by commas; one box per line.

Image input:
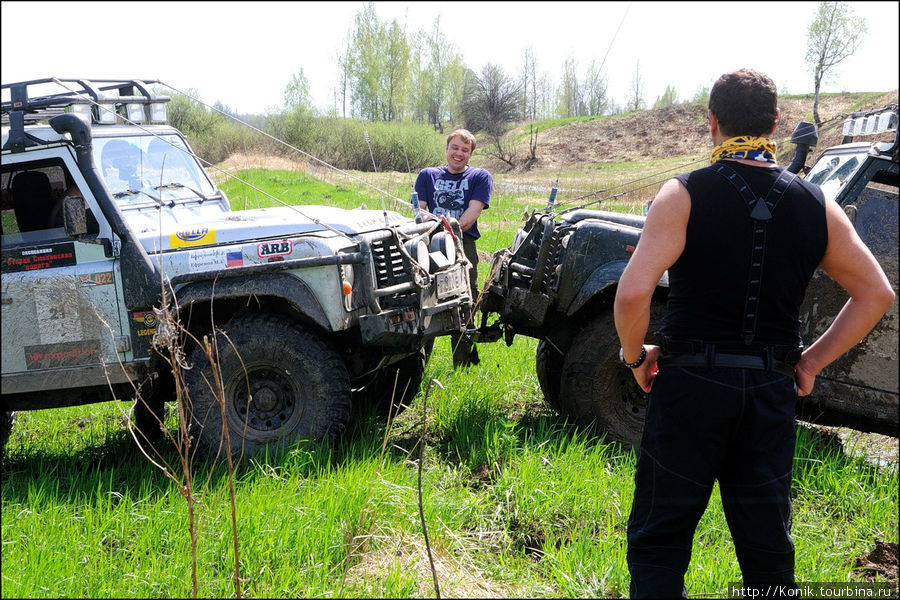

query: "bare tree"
left=522, top=47, right=539, bottom=161
left=461, top=63, right=522, bottom=167
left=805, top=1, right=868, bottom=125
left=626, top=61, right=645, bottom=112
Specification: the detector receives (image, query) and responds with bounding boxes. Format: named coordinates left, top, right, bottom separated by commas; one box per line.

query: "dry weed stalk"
left=121, top=277, right=244, bottom=598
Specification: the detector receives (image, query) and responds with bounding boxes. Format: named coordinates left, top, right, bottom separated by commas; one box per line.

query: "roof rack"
left=2, top=78, right=170, bottom=150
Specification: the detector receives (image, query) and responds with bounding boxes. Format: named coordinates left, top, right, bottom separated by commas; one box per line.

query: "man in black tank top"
left=613, top=69, right=894, bottom=598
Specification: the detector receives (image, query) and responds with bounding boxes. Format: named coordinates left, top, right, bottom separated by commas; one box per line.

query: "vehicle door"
left=1, top=151, right=129, bottom=392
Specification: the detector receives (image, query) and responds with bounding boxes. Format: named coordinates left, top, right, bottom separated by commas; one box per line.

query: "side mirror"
left=63, top=196, right=88, bottom=236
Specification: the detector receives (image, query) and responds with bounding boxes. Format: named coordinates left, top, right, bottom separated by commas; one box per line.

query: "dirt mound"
left=501, top=92, right=898, bottom=172
left=537, top=104, right=710, bottom=167
left=853, top=539, right=899, bottom=581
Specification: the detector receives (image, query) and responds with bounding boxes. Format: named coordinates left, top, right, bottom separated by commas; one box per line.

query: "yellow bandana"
left=711, top=136, right=777, bottom=164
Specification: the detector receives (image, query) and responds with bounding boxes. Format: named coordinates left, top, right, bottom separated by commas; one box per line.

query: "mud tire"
left=558, top=298, right=667, bottom=447
left=1, top=411, right=15, bottom=455
left=132, top=372, right=170, bottom=444
left=353, top=341, right=432, bottom=417
left=186, top=313, right=351, bottom=461
left=536, top=338, right=565, bottom=412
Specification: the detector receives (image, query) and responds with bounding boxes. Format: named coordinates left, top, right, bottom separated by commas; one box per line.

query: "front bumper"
left=359, top=295, right=471, bottom=351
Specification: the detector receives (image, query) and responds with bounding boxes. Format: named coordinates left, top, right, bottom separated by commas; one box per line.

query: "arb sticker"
left=257, top=240, right=293, bottom=259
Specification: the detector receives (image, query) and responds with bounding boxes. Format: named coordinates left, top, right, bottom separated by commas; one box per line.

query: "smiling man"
left=415, top=128, right=492, bottom=368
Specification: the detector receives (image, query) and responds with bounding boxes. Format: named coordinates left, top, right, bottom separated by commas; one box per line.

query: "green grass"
left=3, top=340, right=896, bottom=597
left=3, top=165, right=897, bottom=598
left=213, top=157, right=681, bottom=259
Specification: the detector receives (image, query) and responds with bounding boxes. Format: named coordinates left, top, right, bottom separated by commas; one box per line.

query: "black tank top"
left=663, top=161, right=827, bottom=349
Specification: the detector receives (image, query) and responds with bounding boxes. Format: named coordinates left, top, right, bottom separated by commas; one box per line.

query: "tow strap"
left=708, top=163, right=798, bottom=345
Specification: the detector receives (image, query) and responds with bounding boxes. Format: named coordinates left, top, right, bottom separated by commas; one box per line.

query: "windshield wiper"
left=154, top=182, right=212, bottom=204
left=113, top=188, right=164, bottom=207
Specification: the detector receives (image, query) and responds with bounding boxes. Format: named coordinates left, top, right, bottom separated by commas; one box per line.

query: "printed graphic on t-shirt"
left=432, top=177, right=469, bottom=220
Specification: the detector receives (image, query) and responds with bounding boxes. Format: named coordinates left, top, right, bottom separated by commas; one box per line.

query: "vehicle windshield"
left=806, top=148, right=866, bottom=199
left=92, top=134, right=216, bottom=206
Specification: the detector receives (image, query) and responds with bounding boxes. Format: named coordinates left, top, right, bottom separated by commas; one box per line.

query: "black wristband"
left=620, top=346, right=647, bottom=369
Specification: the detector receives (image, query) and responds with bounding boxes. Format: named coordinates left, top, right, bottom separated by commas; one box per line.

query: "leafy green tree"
left=653, top=84, right=678, bottom=109
left=691, top=85, right=710, bottom=106
left=415, top=15, right=465, bottom=133
left=283, top=69, right=312, bottom=112
left=382, top=19, right=411, bottom=121
left=805, top=1, right=867, bottom=124
left=556, top=55, right=580, bottom=118
left=342, top=3, right=413, bottom=121
left=583, top=59, right=608, bottom=116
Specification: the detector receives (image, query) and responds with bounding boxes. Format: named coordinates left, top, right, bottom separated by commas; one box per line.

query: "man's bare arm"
left=795, top=198, right=895, bottom=395
left=458, top=200, right=487, bottom=232
left=614, top=178, right=690, bottom=392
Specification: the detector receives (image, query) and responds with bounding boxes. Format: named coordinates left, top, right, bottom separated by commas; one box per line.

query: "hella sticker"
left=170, top=228, right=216, bottom=248
left=257, top=240, right=293, bottom=259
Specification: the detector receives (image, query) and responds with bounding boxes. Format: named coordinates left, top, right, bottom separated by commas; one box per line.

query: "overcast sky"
left=2, top=1, right=897, bottom=115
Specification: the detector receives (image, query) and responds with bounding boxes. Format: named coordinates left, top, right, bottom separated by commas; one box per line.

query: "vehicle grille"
left=372, top=237, right=412, bottom=288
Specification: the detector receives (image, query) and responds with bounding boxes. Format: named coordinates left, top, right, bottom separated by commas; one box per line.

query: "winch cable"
left=541, top=1, right=629, bottom=215
left=551, top=112, right=849, bottom=216
left=51, top=78, right=356, bottom=241
left=161, top=82, right=415, bottom=216
left=359, top=121, right=391, bottom=227
left=161, top=82, right=849, bottom=225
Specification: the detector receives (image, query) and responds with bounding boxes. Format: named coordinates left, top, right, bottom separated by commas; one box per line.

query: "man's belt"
left=658, top=353, right=796, bottom=380
left=660, top=337, right=803, bottom=364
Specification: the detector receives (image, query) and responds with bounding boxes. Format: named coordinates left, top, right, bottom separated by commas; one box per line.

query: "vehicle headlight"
left=428, top=231, right=456, bottom=271
left=126, top=103, right=146, bottom=123
left=404, top=239, right=431, bottom=273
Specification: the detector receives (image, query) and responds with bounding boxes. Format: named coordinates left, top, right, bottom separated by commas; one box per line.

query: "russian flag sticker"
left=226, top=251, right=243, bottom=268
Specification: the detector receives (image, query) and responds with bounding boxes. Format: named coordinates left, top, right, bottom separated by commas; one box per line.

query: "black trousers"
left=451, top=234, right=479, bottom=368
left=627, top=364, right=799, bottom=598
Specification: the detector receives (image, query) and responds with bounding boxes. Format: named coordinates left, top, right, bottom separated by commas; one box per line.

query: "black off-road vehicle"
left=477, top=106, right=898, bottom=445
left=1, top=78, right=475, bottom=458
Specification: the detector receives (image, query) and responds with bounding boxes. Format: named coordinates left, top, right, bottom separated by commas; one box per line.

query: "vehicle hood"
left=126, top=204, right=411, bottom=251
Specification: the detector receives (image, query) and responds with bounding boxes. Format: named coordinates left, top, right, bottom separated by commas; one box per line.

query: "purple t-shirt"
left=415, top=166, right=492, bottom=239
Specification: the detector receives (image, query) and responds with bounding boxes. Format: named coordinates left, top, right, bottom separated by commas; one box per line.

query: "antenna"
left=361, top=123, right=390, bottom=226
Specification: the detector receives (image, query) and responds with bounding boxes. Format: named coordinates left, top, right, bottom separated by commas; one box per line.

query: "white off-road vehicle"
left=1, top=78, right=474, bottom=458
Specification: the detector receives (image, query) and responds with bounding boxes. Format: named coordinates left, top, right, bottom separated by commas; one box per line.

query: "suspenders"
left=707, top=163, right=798, bottom=346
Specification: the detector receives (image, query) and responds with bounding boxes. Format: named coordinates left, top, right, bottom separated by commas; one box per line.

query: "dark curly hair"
left=708, top=69, right=778, bottom=137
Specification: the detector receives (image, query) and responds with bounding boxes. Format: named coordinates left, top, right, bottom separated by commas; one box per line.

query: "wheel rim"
left=228, top=366, right=303, bottom=436
left=586, top=359, right=649, bottom=445
left=611, top=369, right=648, bottom=426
